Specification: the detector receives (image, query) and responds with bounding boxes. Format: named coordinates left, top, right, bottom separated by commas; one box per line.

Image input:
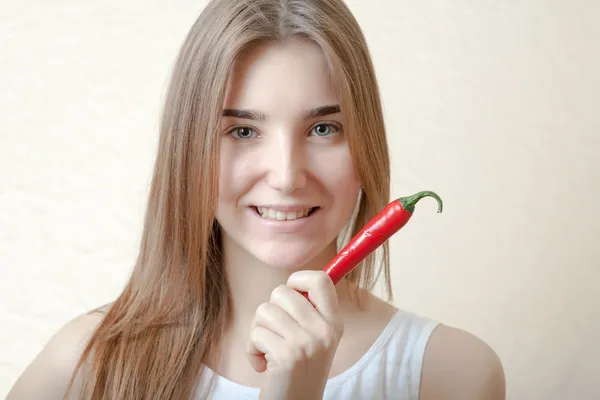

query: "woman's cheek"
left=219, top=144, right=254, bottom=197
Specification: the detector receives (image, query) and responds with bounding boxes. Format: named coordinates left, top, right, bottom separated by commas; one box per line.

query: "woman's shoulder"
left=6, top=306, right=109, bottom=400
left=344, top=297, right=505, bottom=399
left=420, top=323, right=506, bottom=399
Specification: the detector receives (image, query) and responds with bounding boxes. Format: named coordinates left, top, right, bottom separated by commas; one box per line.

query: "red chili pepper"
left=301, top=190, right=443, bottom=299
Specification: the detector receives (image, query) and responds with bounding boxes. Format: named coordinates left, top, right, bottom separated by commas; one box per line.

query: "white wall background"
left=1, top=1, right=598, bottom=399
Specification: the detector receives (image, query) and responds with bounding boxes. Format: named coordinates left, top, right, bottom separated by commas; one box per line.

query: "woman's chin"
left=256, top=253, right=317, bottom=271
left=251, top=246, right=334, bottom=272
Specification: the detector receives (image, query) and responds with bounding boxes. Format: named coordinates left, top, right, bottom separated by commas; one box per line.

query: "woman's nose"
left=265, top=136, right=307, bottom=194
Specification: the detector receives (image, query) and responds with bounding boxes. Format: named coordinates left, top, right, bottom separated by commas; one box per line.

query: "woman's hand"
left=247, top=270, right=344, bottom=400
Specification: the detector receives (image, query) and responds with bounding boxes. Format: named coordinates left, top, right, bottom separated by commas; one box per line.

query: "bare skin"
left=208, top=273, right=399, bottom=395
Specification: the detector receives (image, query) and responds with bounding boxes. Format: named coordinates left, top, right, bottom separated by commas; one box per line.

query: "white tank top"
left=196, top=309, right=439, bottom=399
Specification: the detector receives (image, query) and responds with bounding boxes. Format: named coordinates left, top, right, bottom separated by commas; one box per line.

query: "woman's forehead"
left=222, top=38, right=339, bottom=115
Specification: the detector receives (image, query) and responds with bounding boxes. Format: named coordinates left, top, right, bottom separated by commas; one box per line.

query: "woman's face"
left=216, top=37, right=361, bottom=270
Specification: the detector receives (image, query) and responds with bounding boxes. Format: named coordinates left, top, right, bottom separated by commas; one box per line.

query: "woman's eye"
left=229, top=127, right=257, bottom=139
left=310, top=123, right=340, bottom=137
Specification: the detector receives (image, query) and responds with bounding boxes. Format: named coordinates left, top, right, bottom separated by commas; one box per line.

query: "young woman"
left=8, top=0, right=505, bottom=399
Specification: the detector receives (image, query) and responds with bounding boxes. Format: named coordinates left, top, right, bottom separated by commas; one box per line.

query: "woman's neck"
left=207, top=232, right=375, bottom=385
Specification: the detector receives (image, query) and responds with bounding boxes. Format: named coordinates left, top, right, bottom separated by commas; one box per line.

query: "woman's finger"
left=253, top=301, right=308, bottom=341
left=285, top=270, right=340, bottom=322
left=246, top=325, right=283, bottom=373
left=268, top=281, right=342, bottom=350
left=269, top=284, right=325, bottom=331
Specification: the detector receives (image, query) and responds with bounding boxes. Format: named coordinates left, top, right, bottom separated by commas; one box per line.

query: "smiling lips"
left=254, top=206, right=318, bottom=221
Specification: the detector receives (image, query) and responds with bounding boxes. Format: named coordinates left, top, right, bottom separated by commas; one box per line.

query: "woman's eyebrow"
left=221, top=104, right=341, bottom=121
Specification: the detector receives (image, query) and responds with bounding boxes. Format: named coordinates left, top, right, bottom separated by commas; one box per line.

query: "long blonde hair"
left=67, top=0, right=391, bottom=398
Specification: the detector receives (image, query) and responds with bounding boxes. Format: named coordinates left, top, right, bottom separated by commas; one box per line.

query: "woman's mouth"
left=252, top=206, right=319, bottom=221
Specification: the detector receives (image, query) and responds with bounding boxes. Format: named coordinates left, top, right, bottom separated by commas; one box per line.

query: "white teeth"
left=257, top=207, right=314, bottom=221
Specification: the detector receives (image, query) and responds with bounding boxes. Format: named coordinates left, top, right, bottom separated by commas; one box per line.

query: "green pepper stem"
left=398, top=190, right=443, bottom=214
